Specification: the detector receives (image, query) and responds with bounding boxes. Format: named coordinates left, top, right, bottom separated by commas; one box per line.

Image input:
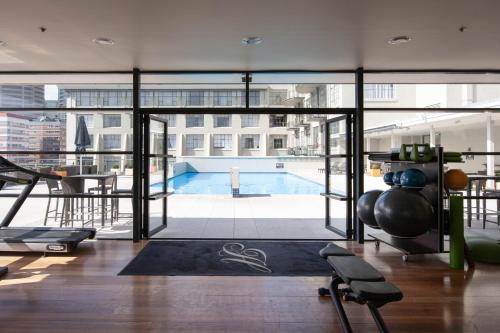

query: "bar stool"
left=88, top=174, right=117, bottom=225
left=61, top=177, right=91, bottom=227
left=482, top=188, right=500, bottom=228
left=44, top=178, right=63, bottom=225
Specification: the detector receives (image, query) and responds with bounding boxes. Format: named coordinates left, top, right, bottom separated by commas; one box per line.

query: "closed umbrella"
left=74, top=116, right=91, bottom=174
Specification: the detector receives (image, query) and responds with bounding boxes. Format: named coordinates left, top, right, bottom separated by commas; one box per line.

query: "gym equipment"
left=444, top=169, right=468, bottom=191
left=357, top=190, right=383, bottom=229
left=392, top=171, right=403, bottom=186
left=410, top=144, right=432, bottom=162
left=465, top=236, right=500, bottom=264
left=449, top=195, right=464, bottom=269
left=382, top=172, right=394, bottom=186
left=0, top=156, right=96, bottom=253
left=317, top=243, right=403, bottom=333
left=400, top=168, right=427, bottom=189
left=398, top=144, right=411, bottom=161
left=374, top=187, right=434, bottom=238
left=368, top=147, right=445, bottom=258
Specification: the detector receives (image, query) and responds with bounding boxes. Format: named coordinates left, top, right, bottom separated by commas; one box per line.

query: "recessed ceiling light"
left=388, top=36, right=411, bottom=45
left=93, top=37, right=114, bottom=46
left=0, top=41, right=7, bottom=47
left=242, top=37, right=263, bottom=45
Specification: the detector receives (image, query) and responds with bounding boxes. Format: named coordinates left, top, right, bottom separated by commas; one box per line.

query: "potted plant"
left=52, top=166, right=67, bottom=177
left=124, top=164, right=133, bottom=176
left=110, top=164, right=121, bottom=174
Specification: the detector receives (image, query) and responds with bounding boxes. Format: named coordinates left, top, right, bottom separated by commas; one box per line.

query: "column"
left=233, top=134, right=239, bottom=156
left=390, top=132, right=400, bottom=149
left=429, top=125, right=436, bottom=147
left=366, top=137, right=371, bottom=170
left=487, top=114, right=495, bottom=188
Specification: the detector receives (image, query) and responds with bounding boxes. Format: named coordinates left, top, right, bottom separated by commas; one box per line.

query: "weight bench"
left=318, top=243, right=403, bottom=333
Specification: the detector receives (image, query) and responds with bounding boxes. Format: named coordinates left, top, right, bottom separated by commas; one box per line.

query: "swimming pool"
left=152, top=172, right=324, bottom=195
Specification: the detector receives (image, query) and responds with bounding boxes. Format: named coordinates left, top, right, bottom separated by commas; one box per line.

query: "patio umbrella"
left=74, top=116, right=91, bottom=174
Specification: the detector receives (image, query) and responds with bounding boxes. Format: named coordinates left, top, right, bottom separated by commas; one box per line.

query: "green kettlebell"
left=410, top=144, right=432, bottom=162
left=399, top=144, right=410, bottom=161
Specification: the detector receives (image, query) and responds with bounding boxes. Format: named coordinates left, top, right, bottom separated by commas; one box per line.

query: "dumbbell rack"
left=368, top=147, right=446, bottom=261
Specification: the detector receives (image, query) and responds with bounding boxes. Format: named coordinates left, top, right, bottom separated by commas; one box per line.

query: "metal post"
left=245, top=72, right=250, bottom=109
left=354, top=67, right=364, bottom=243
left=132, top=68, right=142, bottom=242
left=143, top=115, right=150, bottom=238
left=346, top=115, right=353, bottom=239
left=163, top=122, right=168, bottom=227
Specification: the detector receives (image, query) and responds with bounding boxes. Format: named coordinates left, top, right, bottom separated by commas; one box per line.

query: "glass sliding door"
left=324, top=115, right=353, bottom=238
left=143, top=114, right=169, bottom=237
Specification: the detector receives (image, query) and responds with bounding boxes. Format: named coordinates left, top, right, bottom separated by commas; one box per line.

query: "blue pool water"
left=152, top=172, right=323, bottom=195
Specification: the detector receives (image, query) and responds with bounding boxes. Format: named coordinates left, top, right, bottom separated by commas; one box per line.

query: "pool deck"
left=1, top=172, right=497, bottom=241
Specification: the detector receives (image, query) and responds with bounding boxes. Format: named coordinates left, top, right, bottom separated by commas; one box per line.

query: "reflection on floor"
left=1, top=240, right=500, bottom=332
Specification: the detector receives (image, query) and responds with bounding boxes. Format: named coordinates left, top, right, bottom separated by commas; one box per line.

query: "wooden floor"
left=0, top=240, right=499, bottom=333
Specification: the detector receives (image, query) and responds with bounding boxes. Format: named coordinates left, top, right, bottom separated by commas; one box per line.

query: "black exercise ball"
left=420, top=183, right=439, bottom=211
left=374, top=187, right=434, bottom=238
left=357, top=190, right=384, bottom=229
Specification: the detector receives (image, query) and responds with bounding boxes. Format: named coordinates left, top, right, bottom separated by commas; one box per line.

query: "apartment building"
left=62, top=86, right=290, bottom=171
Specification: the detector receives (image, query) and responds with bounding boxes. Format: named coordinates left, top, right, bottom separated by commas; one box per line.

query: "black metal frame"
left=323, top=115, right=353, bottom=238
left=142, top=114, right=169, bottom=238
left=3, top=68, right=500, bottom=243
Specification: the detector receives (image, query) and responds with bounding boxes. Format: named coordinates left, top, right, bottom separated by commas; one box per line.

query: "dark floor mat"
left=119, top=240, right=332, bottom=276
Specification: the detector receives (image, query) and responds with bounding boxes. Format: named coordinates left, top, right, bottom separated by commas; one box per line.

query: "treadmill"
left=0, top=156, right=96, bottom=254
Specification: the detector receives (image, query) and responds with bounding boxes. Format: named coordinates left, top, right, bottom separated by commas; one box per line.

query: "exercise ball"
left=444, top=169, right=468, bottom=191
left=400, top=168, right=427, bottom=189
left=392, top=171, right=404, bottom=186
left=357, top=190, right=384, bottom=229
left=374, top=187, right=434, bottom=238
left=383, top=172, right=395, bottom=186
left=420, top=183, right=439, bottom=210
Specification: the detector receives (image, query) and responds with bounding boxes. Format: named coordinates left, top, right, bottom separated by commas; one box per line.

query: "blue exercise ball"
left=374, top=187, right=434, bottom=238
left=400, top=168, right=427, bottom=189
left=392, top=171, right=404, bottom=186
left=357, top=190, right=384, bottom=229
left=383, top=172, right=395, bottom=186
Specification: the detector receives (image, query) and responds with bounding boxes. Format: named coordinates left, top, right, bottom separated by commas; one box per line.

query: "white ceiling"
left=1, top=0, right=500, bottom=71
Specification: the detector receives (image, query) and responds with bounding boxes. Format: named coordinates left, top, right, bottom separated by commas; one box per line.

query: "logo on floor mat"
left=219, top=242, right=272, bottom=273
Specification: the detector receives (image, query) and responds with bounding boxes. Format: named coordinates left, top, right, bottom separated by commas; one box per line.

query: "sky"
left=44, top=85, right=59, bottom=100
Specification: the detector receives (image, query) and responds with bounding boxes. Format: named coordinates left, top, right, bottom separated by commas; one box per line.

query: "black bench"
left=318, top=243, right=403, bottom=333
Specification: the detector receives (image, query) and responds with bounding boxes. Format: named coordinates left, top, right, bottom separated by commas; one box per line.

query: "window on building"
left=164, top=114, right=176, bottom=127
left=187, top=90, right=204, bottom=106
left=103, top=134, right=122, bottom=149
left=103, top=156, right=121, bottom=171
left=213, top=115, right=231, bottom=127
left=213, top=134, right=232, bottom=149
left=158, top=91, right=178, bottom=106
left=103, top=114, right=122, bottom=128
left=364, top=84, right=396, bottom=100
left=186, top=114, right=204, bottom=127
left=213, top=91, right=233, bottom=106
left=273, top=137, right=286, bottom=149
left=102, top=91, right=119, bottom=106
left=186, top=134, right=204, bottom=149
left=78, top=91, right=98, bottom=107
left=241, top=134, right=260, bottom=149
left=270, top=115, right=287, bottom=127
left=241, top=114, right=259, bottom=127
left=241, top=91, right=261, bottom=106
left=331, top=121, right=339, bottom=134
left=167, top=134, right=176, bottom=149
left=78, top=114, right=94, bottom=128
left=141, top=91, right=154, bottom=107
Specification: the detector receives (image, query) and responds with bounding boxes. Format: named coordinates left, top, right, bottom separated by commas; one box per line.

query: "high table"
left=466, top=175, right=500, bottom=227
left=66, top=174, right=115, bottom=226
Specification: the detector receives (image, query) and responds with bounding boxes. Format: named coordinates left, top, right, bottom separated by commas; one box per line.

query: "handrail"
left=321, top=192, right=349, bottom=201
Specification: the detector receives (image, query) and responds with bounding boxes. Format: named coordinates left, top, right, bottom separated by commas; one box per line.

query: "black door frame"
left=324, top=115, right=353, bottom=238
